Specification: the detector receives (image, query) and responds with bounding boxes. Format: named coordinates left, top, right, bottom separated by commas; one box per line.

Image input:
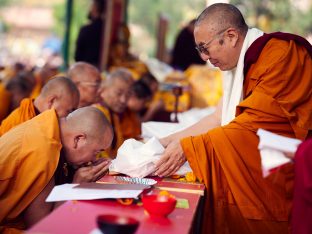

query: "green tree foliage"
left=231, top=0, right=312, bottom=36
left=0, top=0, right=14, bottom=6
left=128, top=0, right=206, bottom=55
left=53, top=0, right=89, bottom=64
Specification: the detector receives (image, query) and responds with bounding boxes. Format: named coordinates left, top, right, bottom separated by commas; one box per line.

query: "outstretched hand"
left=73, top=158, right=111, bottom=183
left=154, top=140, right=186, bottom=177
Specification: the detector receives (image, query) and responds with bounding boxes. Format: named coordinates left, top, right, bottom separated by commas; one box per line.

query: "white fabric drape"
left=221, top=28, right=264, bottom=125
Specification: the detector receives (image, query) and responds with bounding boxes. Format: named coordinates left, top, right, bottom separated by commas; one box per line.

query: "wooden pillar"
left=156, top=13, right=169, bottom=62
left=99, top=0, right=127, bottom=71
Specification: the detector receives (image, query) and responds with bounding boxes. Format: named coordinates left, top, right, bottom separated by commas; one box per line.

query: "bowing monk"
left=0, top=76, right=79, bottom=136
left=68, top=62, right=102, bottom=108
left=155, top=3, right=312, bottom=234
left=94, top=68, right=134, bottom=158
left=0, top=107, right=113, bottom=233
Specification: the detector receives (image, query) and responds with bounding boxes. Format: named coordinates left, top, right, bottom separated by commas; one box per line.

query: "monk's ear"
left=47, top=95, right=57, bottom=109
left=73, top=134, right=87, bottom=149
left=226, top=28, right=239, bottom=47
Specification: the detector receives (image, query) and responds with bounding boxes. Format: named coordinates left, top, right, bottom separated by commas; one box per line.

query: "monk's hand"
left=73, top=159, right=111, bottom=183
left=154, top=140, right=186, bottom=177
left=159, top=136, right=172, bottom=148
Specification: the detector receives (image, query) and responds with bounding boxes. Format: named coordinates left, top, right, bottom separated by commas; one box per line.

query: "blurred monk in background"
left=0, top=80, right=12, bottom=122
left=120, top=79, right=152, bottom=139
left=4, top=71, right=35, bottom=113
left=0, top=107, right=113, bottom=233
left=0, top=76, right=79, bottom=136
left=30, top=65, right=59, bottom=99
left=94, top=68, right=133, bottom=158
left=68, top=62, right=102, bottom=108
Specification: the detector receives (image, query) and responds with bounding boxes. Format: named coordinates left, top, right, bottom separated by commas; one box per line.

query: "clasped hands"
left=73, top=158, right=111, bottom=183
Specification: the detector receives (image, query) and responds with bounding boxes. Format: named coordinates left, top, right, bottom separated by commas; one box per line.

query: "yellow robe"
left=0, top=109, right=62, bottom=233
left=0, top=98, right=36, bottom=136
left=93, top=104, right=124, bottom=158
left=120, top=108, right=141, bottom=140
left=181, top=39, right=312, bottom=233
left=0, top=82, right=11, bottom=123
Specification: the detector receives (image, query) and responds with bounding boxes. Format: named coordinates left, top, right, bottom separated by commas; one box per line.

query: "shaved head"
left=65, top=106, right=112, bottom=141
left=99, top=68, right=134, bottom=113
left=68, top=62, right=101, bottom=83
left=196, top=3, right=248, bottom=34
left=40, top=76, right=79, bottom=98
left=34, top=76, right=79, bottom=117
left=68, top=62, right=101, bottom=107
left=194, top=3, right=248, bottom=71
left=104, top=68, right=133, bottom=86
left=60, top=106, right=113, bottom=165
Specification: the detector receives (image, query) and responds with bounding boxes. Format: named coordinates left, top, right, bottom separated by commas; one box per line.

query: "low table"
left=28, top=176, right=205, bottom=234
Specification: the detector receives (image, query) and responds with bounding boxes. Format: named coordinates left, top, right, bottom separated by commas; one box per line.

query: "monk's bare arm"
left=161, top=99, right=222, bottom=146
left=23, top=176, right=55, bottom=228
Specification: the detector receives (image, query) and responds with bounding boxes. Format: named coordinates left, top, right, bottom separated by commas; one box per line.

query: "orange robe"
left=0, top=98, right=36, bottom=136
left=29, top=73, right=43, bottom=99
left=181, top=39, right=312, bottom=233
left=0, top=109, right=62, bottom=233
left=0, top=82, right=11, bottom=123
left=93, top=104, right=124, bottom=158
left=120, top=108, right=141, bottom=140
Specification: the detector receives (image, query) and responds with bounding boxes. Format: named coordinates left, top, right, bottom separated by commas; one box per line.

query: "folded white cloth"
left=257, top=129, right=302, bottom=177
left=110, top=137, right=192, bottom=178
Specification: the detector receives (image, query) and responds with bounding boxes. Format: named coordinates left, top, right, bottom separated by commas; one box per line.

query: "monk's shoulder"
left=0, top=126, right=25, bottom=179
left=259, top=38, right=291, bottom=66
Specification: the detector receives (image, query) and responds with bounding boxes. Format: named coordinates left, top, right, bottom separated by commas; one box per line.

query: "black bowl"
left=97, top=214, right=139, bottom=234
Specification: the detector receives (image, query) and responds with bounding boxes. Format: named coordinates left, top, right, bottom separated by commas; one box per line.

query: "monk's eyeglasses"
left=195, top=28, right=229, bottom=56
left=78, top=81, right=101, bottom=88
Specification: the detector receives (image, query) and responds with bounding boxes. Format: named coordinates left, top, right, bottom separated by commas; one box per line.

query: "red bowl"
left=97, top=214, right=139, bottom=234
left=142, top=194, right=177, bottom=217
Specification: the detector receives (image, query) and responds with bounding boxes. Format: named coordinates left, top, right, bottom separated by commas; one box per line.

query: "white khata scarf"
left=221, top=28, right=264, bottom=126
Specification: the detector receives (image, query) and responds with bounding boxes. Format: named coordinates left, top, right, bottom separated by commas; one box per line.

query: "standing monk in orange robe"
left=68, top=62, right=102, bottom=108
left=94, top=68, right=134, bottom=158
left=155, top=3, right=312, bottom=234
left=0, top=107, right=113, bottom=234
left=0, top=76, right=80, bottom=136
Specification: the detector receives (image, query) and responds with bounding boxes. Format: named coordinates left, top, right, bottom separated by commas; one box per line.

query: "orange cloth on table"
left=0, top=98, right=36, bottom=136
left=0, top=109, right=62, bottom=233
left=93, top=104, right=124, bottom=158
left=181, top=39, right=312, bottom=233
left=120, top=108, right=141, bottom=139
left=0, top=82, right=12, bottom=123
